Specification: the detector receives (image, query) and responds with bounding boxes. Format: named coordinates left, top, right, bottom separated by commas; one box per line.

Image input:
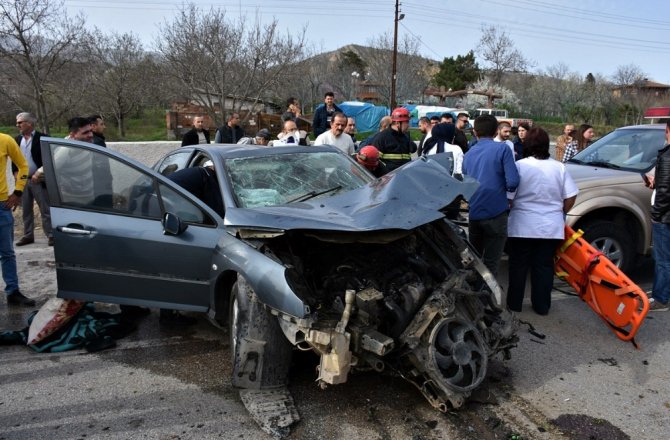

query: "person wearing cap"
left=255, top=129, right=271, bottom=146
left=354, top=145, right=387, bottom=177
left=371, top=107, right=415, bottom=172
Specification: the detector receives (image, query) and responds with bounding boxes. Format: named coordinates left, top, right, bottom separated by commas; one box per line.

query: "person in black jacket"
left=649, top=121, right=670, bottom=311
left=453, top=112, right=470, bottom=153
left=14, top=112, right=52, bottom=247
left=214, top=113, right=244, bottom=144
left=167, top=161, right=224, bottom=218
left=88, top=115, right=107, bottom=147
left=181, top=115, right=210, bottom=146
left=371, top=107, right=415, bottom=172
left=312, top=92, right=343, bottom=138
left=159, top=161, right=224, bottom=326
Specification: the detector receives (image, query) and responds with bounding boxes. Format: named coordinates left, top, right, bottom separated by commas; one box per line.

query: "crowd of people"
left=3, top=94, right=669, bottom=317
left=181, top=91, right=669, bottom=314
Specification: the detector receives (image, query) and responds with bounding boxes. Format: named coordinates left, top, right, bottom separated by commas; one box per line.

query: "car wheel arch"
left=573, top=207, right=646, bottom=255
left=210, top=270, right=238, bottom=326
left=577, top=220, right=636, bottom=274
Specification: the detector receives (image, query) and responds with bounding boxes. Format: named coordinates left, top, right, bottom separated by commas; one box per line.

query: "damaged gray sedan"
left=41, top=140, right=517, bottom=431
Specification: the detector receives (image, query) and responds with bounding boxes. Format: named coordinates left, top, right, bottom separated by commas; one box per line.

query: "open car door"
left=40, top=138, right=221, bottom=311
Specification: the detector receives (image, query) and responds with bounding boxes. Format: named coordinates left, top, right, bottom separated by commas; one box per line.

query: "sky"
left=64, top=0, right=670, bottom=85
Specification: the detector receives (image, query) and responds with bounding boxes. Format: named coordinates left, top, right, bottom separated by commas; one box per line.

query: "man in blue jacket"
left=462, top=114, right=520, bottom=278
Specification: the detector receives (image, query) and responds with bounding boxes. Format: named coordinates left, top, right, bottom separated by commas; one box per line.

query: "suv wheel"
left=581, top=221, right=635, bottom=274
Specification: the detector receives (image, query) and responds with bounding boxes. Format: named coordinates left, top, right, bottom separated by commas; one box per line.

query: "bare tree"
left=611, top=63, right=646, bottom=86
left=611, top=63, right=652, bottom=124
left=156, top=4, right=305, bottom=127
left=0, top=0, right=84, bottom=132
left=476, top=25, right=532, bottom=86
left=365, top=32, right=430, bottom=107
left=85, top=31, right=155, bottom=137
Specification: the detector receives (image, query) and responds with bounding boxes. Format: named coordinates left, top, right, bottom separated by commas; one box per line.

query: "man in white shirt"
left=314, top=112, right=355, bottom=155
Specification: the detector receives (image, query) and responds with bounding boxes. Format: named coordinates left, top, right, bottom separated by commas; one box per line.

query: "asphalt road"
left=0, top=142, right=667, bottom=440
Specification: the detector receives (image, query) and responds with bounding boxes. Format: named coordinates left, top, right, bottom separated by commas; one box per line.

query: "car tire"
left=229, top=276, right=292, bottom=389
left=581, top=221, right=635, bottom=274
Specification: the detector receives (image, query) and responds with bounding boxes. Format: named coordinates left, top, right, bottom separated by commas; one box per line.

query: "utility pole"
left=391, top=0, right=402, bottom=110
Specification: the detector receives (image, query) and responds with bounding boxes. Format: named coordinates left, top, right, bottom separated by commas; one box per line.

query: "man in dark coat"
left=454, top=112, right=470, bottom=153
left=88, top=115, right=107, bottom=147
left=649, top=121, right=670, bottom=311
left=215, top=113, right=244, bottom=144
left=181, top=115, right=210, bottom=147
left=312, top=92, right=343, bottom=138
left=14, top=112, right=52, bottom=247
left=371, top=107, right=415, bottom=172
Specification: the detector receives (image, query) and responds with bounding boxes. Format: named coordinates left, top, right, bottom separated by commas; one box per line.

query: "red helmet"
left=357, top=145, right=380, bottom=169
left=391, top=107, right=410, bottom=122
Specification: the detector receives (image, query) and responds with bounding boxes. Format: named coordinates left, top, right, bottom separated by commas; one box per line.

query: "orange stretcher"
left=554, top=226, right=650, bottom=348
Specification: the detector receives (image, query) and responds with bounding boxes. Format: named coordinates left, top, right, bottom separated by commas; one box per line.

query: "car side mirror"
left=162, top=212, right=188, bottom=236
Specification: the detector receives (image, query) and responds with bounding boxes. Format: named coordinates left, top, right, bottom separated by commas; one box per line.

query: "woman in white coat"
left=506, top=127, right=578, bottom=315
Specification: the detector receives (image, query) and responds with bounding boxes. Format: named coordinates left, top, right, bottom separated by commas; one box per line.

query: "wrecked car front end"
left=224, top=154, right=518, bottom=414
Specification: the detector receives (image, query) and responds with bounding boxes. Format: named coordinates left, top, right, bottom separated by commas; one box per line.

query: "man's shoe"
left=648, top=299, right=669, bottom=312
left=159, top=309, right=197, bottom=326
left=15, top=237, right=34, bottom=246
left=6, top=291, right=36, bottom=307
left=48, top=237, right=54, bottom=246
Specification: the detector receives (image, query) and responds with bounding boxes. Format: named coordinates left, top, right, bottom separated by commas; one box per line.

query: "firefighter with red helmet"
left=371, top=107, right=415, bottom=171
left=354, top=145, right=387, bottom=177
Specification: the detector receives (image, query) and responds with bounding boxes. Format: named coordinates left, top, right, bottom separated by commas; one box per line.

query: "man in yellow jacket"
left=0, top=132, right=31, bottom=306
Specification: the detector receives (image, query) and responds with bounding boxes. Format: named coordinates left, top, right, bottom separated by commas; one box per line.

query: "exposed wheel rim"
left=591, top=236, right=623, bottom=267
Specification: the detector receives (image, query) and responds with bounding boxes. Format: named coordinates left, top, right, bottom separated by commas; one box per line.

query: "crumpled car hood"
left=224, top=154, right=478, bottom=232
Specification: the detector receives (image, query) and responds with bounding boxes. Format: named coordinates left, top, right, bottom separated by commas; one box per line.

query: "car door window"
left=158, top=181, right=214, bottom=224
left=157, top=151, right=192, bottom=176
left=51, top=144, right=214, bottom=225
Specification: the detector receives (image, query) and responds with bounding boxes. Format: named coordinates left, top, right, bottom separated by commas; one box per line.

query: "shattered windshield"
left=571, top=128, right=666, bottom=172
left=225, top=151, right=373, bottom=208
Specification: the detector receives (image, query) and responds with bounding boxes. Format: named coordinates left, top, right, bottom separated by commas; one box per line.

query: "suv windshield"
left=570, top=127, right=666, bottom=172
left=225, top=151, right=372, bottom=208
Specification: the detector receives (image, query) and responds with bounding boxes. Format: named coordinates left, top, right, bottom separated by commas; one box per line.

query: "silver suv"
left=565, top=124, right=666, bottom=274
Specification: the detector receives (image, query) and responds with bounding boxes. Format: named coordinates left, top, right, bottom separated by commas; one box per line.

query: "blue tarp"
left=336, top=101, right=390, bottom=133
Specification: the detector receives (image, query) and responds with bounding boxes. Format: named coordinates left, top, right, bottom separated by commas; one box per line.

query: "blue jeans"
left=652, top=222, right=670, bottom=304
left=0, top=205, right=19, bottom=294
